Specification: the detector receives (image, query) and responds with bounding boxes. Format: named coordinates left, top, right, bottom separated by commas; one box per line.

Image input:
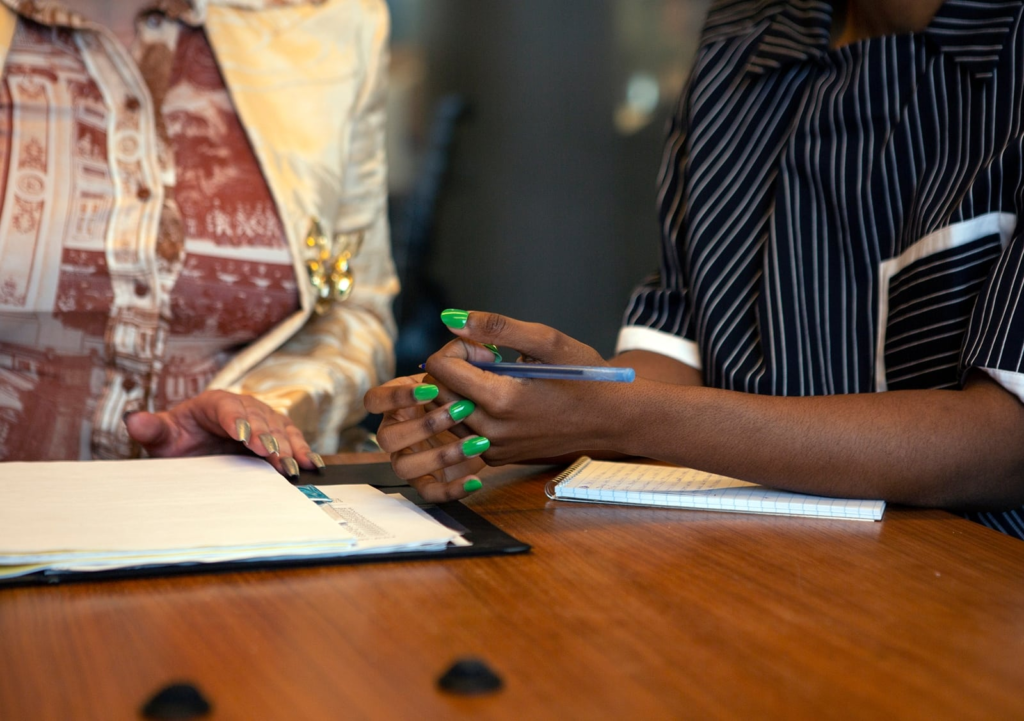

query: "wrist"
left=587, top=379, right=657, bottom=457
left=605, top=379, right=701, bottom=462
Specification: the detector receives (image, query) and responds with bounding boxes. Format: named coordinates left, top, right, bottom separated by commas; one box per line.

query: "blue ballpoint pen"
left=416, top=362, right=635, bottom=382
left=468, top=361, right=635, bottom=382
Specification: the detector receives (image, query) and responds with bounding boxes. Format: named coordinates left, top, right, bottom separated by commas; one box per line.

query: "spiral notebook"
left=545, top=457, right=885, bottom=522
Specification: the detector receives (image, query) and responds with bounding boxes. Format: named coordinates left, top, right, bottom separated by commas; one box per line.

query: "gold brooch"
left=305, top=218, right=364, bottom=314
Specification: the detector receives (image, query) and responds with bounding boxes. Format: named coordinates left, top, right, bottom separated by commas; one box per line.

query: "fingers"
left=397, top=445, right=488, bottom=503
left=282, top=423, right=318, bottom=475
left=221, top=396, right=307, bottom=479
left=132, top=390, right=317, bottom=481
left=363, top=375, right=437, bottom=415
left=440, top=309, right=602, bottom=366
left=212, top=394, right=318, bottom=479
left=409, top=471, right=484, bottom=503
left=377, top=389, right=490, bottom=502
left=391, top=433, right=490, bottom=485
left=212, top=392, right=281, bottom=458
left=124, top=411, right=174, bottom=448
left=427, top=310, right=606, bottom=405
left=376, top=399, right=479, bottom=454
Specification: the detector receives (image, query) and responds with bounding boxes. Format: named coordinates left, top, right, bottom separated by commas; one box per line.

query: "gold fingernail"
left=235, top=419, right=251, bottom=444
left=260, top=433, right=280, bottom=455
left=282, top=457, right=300, bottom=479
left=309, top=452, right=326, bottom=473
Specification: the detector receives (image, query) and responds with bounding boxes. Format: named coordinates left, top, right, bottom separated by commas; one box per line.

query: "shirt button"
left=134, top=280, right=149, bottom=297
left=122, top=377, right=138, bottom=392
left=137, top=186, right=152, bottom=201
left=125, top=96, right=141, bottom=111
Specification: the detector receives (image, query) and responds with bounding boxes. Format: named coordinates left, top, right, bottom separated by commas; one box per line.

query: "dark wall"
left=417, top=0, right=669, bottom=357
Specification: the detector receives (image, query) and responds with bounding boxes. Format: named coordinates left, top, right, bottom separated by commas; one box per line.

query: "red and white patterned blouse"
left=0, top=3, right=303, bottom=459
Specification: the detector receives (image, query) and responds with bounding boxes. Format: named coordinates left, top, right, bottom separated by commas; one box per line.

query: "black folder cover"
left=1, top=462, right=530, bottom=587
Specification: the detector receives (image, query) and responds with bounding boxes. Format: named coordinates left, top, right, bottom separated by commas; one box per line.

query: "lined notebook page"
left=546, top=458, right=885, bottom=521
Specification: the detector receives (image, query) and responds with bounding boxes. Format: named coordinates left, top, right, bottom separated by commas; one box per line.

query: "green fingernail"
left=483, top=344, right=503, bottom=362
left=463, top=478, right=483, bottom=493
left=462, top=436, right=490, bottom=457
left=413, top=384, right=439, bottom=402
left=448, top=399, right=476, bottom=422
left=441, top=308, right=469, bottom=329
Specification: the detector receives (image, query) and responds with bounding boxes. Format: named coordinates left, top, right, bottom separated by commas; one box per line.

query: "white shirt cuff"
left=615, top=326, right=702, bottom=370
left=980, top=366, right=1024, bottom=405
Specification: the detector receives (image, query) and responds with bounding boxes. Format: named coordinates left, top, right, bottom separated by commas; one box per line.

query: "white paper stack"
left=0, top=456, right=458, bottom=580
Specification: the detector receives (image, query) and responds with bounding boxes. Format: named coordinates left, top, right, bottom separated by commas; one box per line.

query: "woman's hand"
left=365, top=310, right=632, bottom=500
left=365, top=373, right=489, bottom=502
left=368, top=310, right=627, bottom=497
left=423, top=311, right=624, bottom=464
left=124, top=389, right=323, bottom=479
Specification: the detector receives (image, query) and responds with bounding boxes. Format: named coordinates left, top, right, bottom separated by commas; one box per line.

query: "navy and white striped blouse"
left=618, top=0, right=1024, bottom=538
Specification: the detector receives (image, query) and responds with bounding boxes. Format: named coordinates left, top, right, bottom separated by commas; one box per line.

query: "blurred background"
left=384, top=0, right=711, bottom=375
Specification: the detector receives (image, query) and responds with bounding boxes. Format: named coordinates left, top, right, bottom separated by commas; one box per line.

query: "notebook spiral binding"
left=544, top=456, right=592, bottom=499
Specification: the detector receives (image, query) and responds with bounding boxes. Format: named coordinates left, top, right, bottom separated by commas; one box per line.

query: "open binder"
left=0, top=459, right=529, bottom=587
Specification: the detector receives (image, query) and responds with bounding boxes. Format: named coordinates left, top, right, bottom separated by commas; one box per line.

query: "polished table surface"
left=2, top=454, right=1023, bottom=720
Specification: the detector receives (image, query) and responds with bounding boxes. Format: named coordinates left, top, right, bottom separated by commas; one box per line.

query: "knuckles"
left=479, top=443, right=512, bottom=465
left=440, top=442, right=468, bottom=466
left=362, top=388, right=381, bottom=413
left=486, top=390, right=514, bottom=418
left=375, top=427, right=399, bottom=452
left=423, top=408, right=450, bottom=436
left=413, top=478, right=461, bottom=503
left=363, top=384, right=406, bottom=414
left=536, top=324, right=564, bottom=355
left=200, top=389, right=236, bottom=408
left=390, top=452, right=421, bottom=480
left=477, top=313, right=509, bottom=338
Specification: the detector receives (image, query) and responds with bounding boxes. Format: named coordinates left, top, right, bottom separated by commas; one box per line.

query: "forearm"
left=601, top=373, right=1024, bottom=508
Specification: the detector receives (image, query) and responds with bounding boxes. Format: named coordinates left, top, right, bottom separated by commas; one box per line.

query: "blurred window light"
left=613, top=0, right=710, bottom=134
left=615, top=72, right=660, bottom=134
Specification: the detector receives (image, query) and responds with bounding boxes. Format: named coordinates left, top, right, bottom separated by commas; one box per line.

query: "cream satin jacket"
left=0, top=0, right=398, bottom=454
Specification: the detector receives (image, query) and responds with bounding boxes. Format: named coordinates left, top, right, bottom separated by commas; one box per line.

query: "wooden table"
left=2, top=455, right=1023, bottom=720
